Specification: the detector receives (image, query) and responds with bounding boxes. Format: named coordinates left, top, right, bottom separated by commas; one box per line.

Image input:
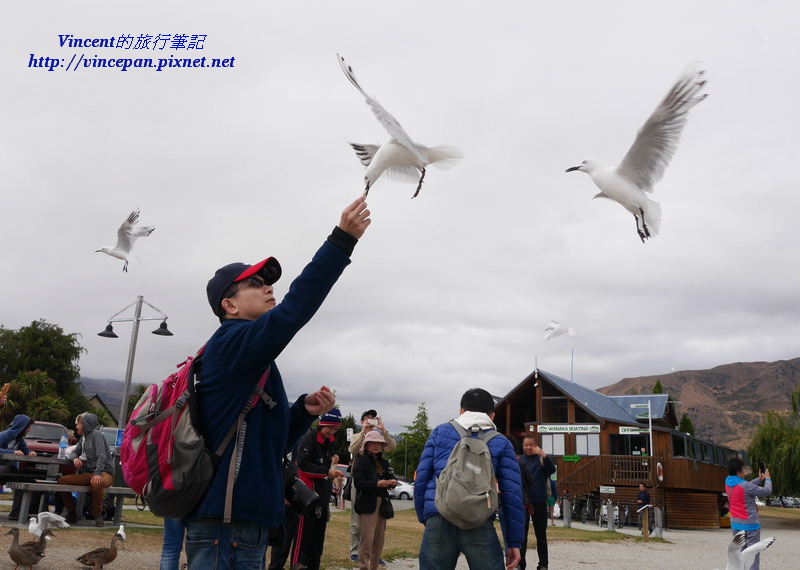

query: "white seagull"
left=96, top=208, right=155, bottom=272
left=28, top=511, right=69, bottom=540
left=337, top=54, right=463, bottom=198
left=117, top=524, right=126, bottom=541
left=566, top=66, right=707, bottom=242
left=543, top=320, right=577, bottom=341
left=725, top=531, right=775, bottom=570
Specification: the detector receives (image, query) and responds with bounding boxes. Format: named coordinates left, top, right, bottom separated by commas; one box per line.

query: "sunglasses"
left=225, top=276, right=268, bottom=300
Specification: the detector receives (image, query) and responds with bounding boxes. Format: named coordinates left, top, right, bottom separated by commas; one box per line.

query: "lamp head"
left=97, top=324, right=118, bottom=339
left=152, top=321, right=173, bottom=336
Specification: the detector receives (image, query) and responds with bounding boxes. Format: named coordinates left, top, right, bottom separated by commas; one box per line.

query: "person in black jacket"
left=352, top=430, right=397, bottom=570
left=291, top=409, right=343, bottom=570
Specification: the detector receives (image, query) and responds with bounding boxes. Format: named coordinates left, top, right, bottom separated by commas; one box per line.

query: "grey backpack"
left=434, top=421, right=500, bottom=530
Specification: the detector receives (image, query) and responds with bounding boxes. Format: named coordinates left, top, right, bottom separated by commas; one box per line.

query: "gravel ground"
left=3, top=516, right=796, bottom=569
left=380, top=517, right=799, bottom=570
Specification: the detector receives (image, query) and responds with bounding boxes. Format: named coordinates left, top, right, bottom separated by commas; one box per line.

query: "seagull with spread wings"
left=337, top=54, right=463, bottom=198
left=96, top=208, right=155, bottom=272
left=725, top=530, right=775, bottom=570
left=566, top=66, right=707, bottom=242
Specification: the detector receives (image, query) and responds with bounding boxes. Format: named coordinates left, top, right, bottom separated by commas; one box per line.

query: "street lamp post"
left=98, top=295, right=173, bottom=427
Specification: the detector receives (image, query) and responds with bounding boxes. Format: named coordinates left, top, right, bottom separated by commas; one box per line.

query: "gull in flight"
left=337, top=54, right=463, bottom=198
left=96, top=208, right=155, bottom=272
left=725, top=531, right=775, bottom=570
left=543, top=320, right=576, bottom=341
left=566, top=66, right=707, bottom=242
left=28, top=511, right=69, bottom=540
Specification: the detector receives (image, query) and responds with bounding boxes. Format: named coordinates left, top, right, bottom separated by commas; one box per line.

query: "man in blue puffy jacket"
left=415, top=388, right=524, bottom=570
left=186, top=196, right=371, bottom=569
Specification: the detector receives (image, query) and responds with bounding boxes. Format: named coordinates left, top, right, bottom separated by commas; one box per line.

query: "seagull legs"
left=412, top=167, right=427, bottom=199
left=363, top=182, right=370, bottom=197
left=634, top=208, right=651, bottom=243
left=122, top=261, right=129, bottom=272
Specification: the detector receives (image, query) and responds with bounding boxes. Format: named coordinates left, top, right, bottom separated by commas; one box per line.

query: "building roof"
left=608, top=394, right=670, bottom=421
left=537, top=370, right=669, bottom=425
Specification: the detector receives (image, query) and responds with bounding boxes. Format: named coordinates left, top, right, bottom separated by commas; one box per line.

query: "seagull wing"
left=338, top=54, right=427, bottom=164
left=726, top=531, right=747, bottom=570
left=114, top=209, right=139, bottom=253
left=616, top=67, right=707, bottom=193
left=349, top=143, right=381, bottom=167
left=739, top=536, right=775, bottom=570
left=38, top=511, right=69, bottom=530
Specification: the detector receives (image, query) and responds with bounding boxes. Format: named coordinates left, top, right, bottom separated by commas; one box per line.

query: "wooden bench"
left=7, top=481, right=138, bottom=526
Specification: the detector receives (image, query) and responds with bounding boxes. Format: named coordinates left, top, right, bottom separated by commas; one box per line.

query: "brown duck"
left=6, top=528, right=53, bottom=569
left=76, top=532, right=125, bottom=569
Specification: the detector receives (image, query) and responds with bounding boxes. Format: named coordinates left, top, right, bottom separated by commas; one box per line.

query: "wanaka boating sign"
left=536, top=424, right=600, bottom=433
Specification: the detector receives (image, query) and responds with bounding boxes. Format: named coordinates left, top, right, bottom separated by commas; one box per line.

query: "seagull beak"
left=565, top=165, right=581, bottom=173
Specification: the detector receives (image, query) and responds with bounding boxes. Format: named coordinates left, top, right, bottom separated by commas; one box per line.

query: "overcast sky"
left=2, top=1, right=798, bottom=435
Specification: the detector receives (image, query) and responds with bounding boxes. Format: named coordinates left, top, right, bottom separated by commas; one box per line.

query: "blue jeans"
left=160, top=518, right=186, bottom=570
left=185, top=520, right=269, bottom=569
left=419, top=516, right=505, bottom=570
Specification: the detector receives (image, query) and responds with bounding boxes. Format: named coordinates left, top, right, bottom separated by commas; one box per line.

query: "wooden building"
left=493, top=369, right=737, bottom=529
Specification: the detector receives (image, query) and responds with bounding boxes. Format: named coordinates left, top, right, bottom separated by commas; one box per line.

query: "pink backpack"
left=121, top=347, right=270, bottom=522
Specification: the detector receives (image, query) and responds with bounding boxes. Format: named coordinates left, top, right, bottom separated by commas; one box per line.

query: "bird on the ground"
left=116, top=525, right=126, bottom=541
left=76, top=531, right=125, bottom=568
left=337, top=54, right=463, bottom=198
left=96, top=208, right=155, bottom=272
left=28, top=511, right=69, bottom=540
left=566, top=66, right=707, bottom=242
left=725, top=530, right=775, bottom=570
left=6, top=527, right=53, bottom=569
left=543, top=320, right=577, bottom=341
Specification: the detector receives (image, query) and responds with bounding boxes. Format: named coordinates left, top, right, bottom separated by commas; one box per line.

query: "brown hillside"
left=597, top=358, right=800, bottom=452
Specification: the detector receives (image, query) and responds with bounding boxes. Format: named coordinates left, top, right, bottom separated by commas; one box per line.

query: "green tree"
left=386, top=403, right=431, bottom=481
left=0, top=370, right=71, bottom=425
left=333, top=412, right=358, bottom=465
left=679, top=412, right=695, bottom=436
left=748, top=385, right=800, bottom=496
left=0, top=320, right=88, bottom=422
left=653, top=379, right=663, bottom=394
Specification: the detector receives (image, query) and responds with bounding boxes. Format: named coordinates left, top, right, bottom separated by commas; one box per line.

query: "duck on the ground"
left=76, top=531, right=125, bottom=568
left=6, top=527, right=53, bottom=569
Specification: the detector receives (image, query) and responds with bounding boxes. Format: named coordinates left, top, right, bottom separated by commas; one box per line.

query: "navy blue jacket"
left=193, top=239, right=352, bottom=526
left=414, top=421, right=525, bottom=549
left=519, top=453, right=556, bottom=504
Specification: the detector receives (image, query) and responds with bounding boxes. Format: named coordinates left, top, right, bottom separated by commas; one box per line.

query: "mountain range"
left=597, top=357, right=800, bottom=451
left=80, top=357, right=800, bottom=451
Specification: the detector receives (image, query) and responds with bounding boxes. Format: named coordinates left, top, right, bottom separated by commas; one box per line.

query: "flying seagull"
left=726, top=530, right=775, bottom=570
left=337, top=54, right=463, bottom=198
left=28, top=511, right=69, bottom=540
left=566, top=66, right=707, bottom=242
left=543, top=320, right=577, bottom=341
left=96, top=208, right=155, bottom=272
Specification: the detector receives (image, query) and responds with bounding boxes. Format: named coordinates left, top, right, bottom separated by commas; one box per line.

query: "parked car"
left=22, top=421, right=77, bottom=476
left=766, top=497, right=783, bottom=507
left=388, top=480, right=414, bottom=500
left=98, top=426, right=124, bottom=455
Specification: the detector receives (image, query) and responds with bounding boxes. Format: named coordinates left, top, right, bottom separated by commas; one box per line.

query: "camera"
left=283, top=458, right=320, bottom=515
left=367, top=418, right=379, bottom=426
left=759, top=462, right=766, bottom=474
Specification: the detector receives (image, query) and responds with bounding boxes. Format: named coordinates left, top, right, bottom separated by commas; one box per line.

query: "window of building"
left=575, top=433, right=600, bottom=456
left=540, top=433, right=565, bottom=456
left=672, top=433, right=687, bottom=457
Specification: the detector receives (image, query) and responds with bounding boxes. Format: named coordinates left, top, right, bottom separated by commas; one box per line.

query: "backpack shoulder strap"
left=220, top=366, right=272, bottom=523
left=447, top=420, right=468, bottom=439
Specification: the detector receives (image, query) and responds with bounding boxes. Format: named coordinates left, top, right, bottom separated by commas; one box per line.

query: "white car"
left=388, top=481, right=414, bottom=500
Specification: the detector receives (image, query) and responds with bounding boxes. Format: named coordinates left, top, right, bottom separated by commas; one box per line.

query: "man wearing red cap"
left=292, top=408, right=344, bottom=570
left=186, top=197, right=370, bottom=569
